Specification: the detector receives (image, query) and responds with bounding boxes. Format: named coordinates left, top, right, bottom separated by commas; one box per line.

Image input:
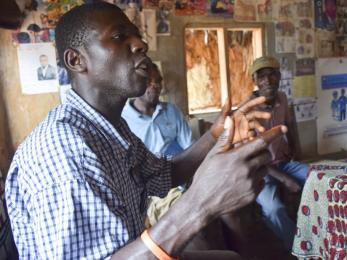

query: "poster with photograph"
left=293, top=97, right=317, bottom=122
left=175, top=0, right=206, bottom=15
left=12, top=0, right=84, bottom=45
left=316, top=58, right=347, bottom=154
left=234, top=0, right=256, bottom=21
left=17, top=43, right=59, bottom=94
left=206, top=0, right=234, bottom=17
left=157, top=9, right=171, bottom=35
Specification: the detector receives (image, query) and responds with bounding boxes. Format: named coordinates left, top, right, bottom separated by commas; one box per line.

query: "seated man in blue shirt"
left=5, top=2, right=286, bottom=259
left=122, top=62, right=193, bottom=157
left=123, top=62, right=194, bottom=229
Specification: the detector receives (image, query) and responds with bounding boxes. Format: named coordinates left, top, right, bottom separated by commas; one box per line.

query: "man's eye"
left=112, top=34, right=126, bottom=41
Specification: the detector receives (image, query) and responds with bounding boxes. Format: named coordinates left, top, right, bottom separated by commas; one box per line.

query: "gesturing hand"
left=190, top=125, right=287, bottom=217
left=210, top=96, right=271, bottom=152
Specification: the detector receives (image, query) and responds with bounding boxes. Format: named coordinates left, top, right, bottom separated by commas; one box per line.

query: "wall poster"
left=17, top=43, right=59, bottom=95
left=316, top=58, right=347, bottom=155
left=293, top=97, right=317, bottom=122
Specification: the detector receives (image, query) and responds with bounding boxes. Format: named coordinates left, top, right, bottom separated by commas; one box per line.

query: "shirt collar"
left=66, top=90, right=130, bottom=150
left=153, top=102, right=163, bottom=117
left=126, top=99, right=163, bottom=119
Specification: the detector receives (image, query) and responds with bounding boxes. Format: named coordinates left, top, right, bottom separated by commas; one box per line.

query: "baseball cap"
left=250, top=56, right=280, bottom=75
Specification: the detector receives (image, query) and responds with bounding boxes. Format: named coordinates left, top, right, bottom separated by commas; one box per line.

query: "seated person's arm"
left=170, top=96, right=271, bottom=187
left=283, top=95, right=299, bottom=159
left=266, top=165, right=301, bottom=193
left=286, top=107, right=299, bottom=160
left=174, top=105, right=194, bottom=150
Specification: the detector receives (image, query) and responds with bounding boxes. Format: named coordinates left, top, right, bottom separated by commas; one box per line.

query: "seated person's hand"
left=267, top=166, right=301, bottom=193
left=210, top=96, right=271, bottom=152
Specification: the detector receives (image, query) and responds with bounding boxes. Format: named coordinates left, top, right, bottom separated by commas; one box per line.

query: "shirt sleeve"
left=5, top=165, right=35, bottom=259
left=171, top=104, right=194, bottom=150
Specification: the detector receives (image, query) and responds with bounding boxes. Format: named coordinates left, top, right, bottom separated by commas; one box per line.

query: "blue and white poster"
left=316, top=58, right=347, bottom=155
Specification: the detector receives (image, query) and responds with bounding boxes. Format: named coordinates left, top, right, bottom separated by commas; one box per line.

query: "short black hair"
left=55, top=2, right=121, bottom=70
left=27, top=23, right=41, bottom=32
left=17, top=32, right=30, bottom=43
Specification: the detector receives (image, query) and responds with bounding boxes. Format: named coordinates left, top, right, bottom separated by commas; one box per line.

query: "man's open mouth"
left=135, top=57, right=150, bottom=78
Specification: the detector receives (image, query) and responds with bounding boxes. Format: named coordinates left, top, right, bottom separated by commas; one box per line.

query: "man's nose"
left=130, top=36, right=148, bottom=53
left=148, top=82, right=161, bottom=90
left=260, top=75, right=270, bottom=85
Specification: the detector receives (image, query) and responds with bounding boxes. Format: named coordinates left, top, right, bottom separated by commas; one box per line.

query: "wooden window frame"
left=184, top=23, right=265, bottom=114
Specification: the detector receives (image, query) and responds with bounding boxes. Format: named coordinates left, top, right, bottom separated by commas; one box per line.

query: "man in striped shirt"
left=6, top=2, right=285, bottom=259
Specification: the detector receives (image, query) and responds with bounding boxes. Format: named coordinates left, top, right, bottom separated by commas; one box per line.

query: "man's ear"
left=64, top=48, right=87, bottom=73
left=251, top=73, right=256, bottom=83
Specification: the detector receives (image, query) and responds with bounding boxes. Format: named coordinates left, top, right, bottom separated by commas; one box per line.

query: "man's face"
left=139, top=67, right=163, bottom=106
left=253, top=67, right=281, bottom=105
left=40, top=56, right=48, bottom=67
left=81, top=8, right=150, bottom=98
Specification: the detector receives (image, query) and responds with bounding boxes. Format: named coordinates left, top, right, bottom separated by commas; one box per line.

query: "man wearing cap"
left=250, top=56, right=309, bottom=250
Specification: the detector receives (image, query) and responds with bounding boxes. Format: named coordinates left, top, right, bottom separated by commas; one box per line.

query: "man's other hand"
left=189, top=125, right=287, bottom=218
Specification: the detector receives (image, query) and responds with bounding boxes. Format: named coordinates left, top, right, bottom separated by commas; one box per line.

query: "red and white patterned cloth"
left=292, top=160, right=347, bottom=259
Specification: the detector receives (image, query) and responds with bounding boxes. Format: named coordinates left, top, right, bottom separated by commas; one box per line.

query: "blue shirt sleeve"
left=169, top=104, right=194, bottom=150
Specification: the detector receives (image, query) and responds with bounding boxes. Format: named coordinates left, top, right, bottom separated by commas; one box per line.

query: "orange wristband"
left=141, top=229, right=178, bottom=260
